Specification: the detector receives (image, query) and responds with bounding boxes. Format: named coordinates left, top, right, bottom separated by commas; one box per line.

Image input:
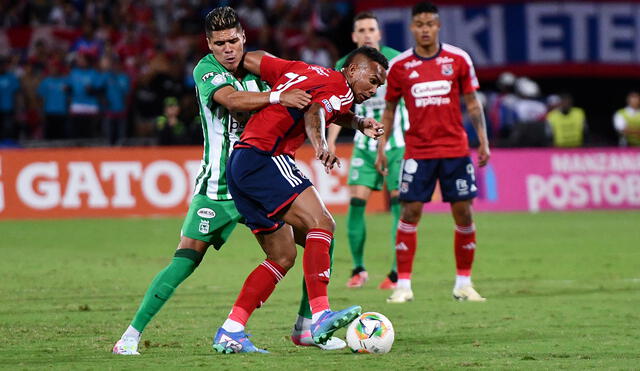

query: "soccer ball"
left=346, top=312, right=395, bottom=354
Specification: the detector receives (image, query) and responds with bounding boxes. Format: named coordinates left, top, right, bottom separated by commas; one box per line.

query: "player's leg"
left=346, top=185, right=372, bottom=287
left=387, top=159, right=438, bottom=303
left=114, top=196, right=239, bottom=355
left=379, top=147, right=405, bottom=289
left=281, top=186, right=361, bottom=344
left=440, top=157, right=485, bottom=302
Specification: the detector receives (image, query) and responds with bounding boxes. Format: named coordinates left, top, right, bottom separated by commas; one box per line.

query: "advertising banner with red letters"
left=0, top=145, right=386, bottom=220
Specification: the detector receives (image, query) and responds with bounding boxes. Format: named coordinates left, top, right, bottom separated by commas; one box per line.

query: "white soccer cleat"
left=386, top=287, right=414, bottom=303
left=452, top=285, right=486, bottom=302
left=291, top=326, right=347, bottom=350
left=113, top=337, right=140, bottom=355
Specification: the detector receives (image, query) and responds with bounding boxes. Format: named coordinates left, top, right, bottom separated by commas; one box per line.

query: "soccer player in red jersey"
left=377, top=2, right=491, bottom=304
left=212, top=46, right=388, bottom=353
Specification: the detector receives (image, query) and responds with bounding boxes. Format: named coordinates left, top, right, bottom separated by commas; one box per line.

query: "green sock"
left=130, top=249, right=204, bottom=332
left=298, top=239, right=335, bottom=319
left=347, top=198, right=367, bottom=270
left=390, top=196, right=401, bottom=273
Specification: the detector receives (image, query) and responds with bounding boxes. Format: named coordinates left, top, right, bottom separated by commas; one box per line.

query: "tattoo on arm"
left=465, top=93, right=488, bottom=143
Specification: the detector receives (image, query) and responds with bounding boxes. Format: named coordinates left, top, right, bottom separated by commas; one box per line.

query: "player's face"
left=410, top=12, right=440, bottom=49
left=352, top=18, right=381, bottom=49
left=207, top=26, right=246, bottom=73
left=347, top=58, right=387, bottom=104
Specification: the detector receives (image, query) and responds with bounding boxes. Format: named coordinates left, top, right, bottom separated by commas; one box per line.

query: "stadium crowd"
left=0, top=0, right=638, bottom=148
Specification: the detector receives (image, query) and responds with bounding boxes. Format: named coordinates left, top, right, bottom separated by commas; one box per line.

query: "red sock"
left=303, top=229, right=332, bottom=314
left=396, top=220, right=418, bottom=280
left=454, top=224, right=476, bottom=276
left=228, top=260, right=286, bottom=326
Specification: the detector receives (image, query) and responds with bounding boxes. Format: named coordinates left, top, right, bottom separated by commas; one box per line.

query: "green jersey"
left=335, top=46, right=409, bottom=152
left=192, top=54, right=270, bottom=200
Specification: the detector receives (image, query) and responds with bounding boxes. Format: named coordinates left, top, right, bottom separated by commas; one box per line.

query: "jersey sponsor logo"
left=212, top=74, right=226, bottom=85
left=411, top=80, right=451, bottom=98
left=329, top=95, right=342, bottom=111
left=436, top=56, right=455, bottom=65
left=197, top=207, right=216, bottom=218
left=199, top=219, right=210, bottom=233
left=321, top=99, right=333, bottom=113
left=441, top=64, right=453, bottom=76
left=307, top=65, right=330, bottom=77
left=404, top=159, right=418, bottom=174
left=416, top=96, right=452, bottom=107
left=404, top=60, right=423, bottom=69
left=409, top=70, right=420, bottom=79
left=351, top=158, right=364, bottom=167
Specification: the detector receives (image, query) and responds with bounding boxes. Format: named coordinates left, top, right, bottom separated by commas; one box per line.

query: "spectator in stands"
left=155, top=97, right=188, bottom=146
left=546, top=93, right=587, bottom=148
left=0, top=56, right=21, bottom=140
left=487, top=71, right=518, bottom=142
left=100, top=55, right=130, bottom=145
left=507, top=77, right=549, bottom=147
left=71, top=21, right=103, bottom=59
left=37, top=59, right=69, bottom=139
left=68, top=53, right=102, bottom=138
left=299, top=28, right=337, bottom=67
left=613, top=91, right=640, bottom=147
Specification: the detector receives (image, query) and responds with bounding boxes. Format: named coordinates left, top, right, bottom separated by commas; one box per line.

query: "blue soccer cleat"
left=212, top=328, right=269, bottom=354
left=311, top=305, right=362, bottom=345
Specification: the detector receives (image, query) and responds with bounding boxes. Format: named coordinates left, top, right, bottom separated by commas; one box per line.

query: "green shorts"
left=347, top=147, right=404, bottom=191
left=181, top=194, right=243, bottom=250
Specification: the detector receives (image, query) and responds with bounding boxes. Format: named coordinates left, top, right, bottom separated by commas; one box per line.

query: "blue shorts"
left=227, top=146, right=313, bottom=234
left=398, top=157, right=477, bottom=203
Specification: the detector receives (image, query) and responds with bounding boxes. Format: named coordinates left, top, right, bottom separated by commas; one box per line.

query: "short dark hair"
left=412, top=2, right=439, bottom=16
left=344, top=46, right=388, bottom=70
left=205, top=6, right=241, bottom=36
left=353, top=11, right=378, bottom=25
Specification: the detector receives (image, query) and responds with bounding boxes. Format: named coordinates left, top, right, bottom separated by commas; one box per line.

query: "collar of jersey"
left=412, top=43, right=442, bottom=61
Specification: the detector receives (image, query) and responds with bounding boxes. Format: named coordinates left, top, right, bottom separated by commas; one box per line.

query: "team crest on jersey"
left=441, top=64, right=453, bottom=76
left=199, top=219, right=210, bottom=234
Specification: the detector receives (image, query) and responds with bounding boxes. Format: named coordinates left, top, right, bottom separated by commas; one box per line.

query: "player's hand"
left=316, top=147, right=341, bottom=174
left=477, top=142, right=491, bottom=167
left=279, top=89, right=311, bottom=109
left=375, top=149, right=388, bottom=176
left=361, top=117, right=384, bottom=139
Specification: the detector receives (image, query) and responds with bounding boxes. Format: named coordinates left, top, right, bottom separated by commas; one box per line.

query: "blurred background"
left=1, top=0, right=639, bottom=149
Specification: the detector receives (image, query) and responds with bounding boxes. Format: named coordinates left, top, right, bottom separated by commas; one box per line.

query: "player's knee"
left=272, top=250, right=297, bottom=271
left=401, top=207, right=421, bottom=223
left=452, top=202, right=473, bottom=225
left=317, top=212, right=336, bottom=233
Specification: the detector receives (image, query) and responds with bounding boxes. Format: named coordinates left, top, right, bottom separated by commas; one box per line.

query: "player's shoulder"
left=388, top=48, right=416, bottom=70
left=193, top=54, right=229, bottom=80
left=441, top=43, right=474, bottom=66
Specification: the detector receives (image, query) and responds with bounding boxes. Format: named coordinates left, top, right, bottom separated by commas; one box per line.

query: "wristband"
left=269, top=91, right=281, bottom=104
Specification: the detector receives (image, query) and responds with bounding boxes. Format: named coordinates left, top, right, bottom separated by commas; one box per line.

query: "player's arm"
left=375, top=100, right=399, bottom=176
left=333, top=111, right=384, bottom=139
left=327, top=124, right=341, bottom=154
left=463, top=91, right=491, bottom=167
left=305, top=102, right=341, bottom=173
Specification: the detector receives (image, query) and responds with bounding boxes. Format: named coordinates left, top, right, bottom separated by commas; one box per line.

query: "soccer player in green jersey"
left=328, top=12, right=410, bottom=290
left=113, top=7, right=345, bottom=355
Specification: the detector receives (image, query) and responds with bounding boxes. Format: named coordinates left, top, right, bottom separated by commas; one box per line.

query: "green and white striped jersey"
left=335, top=46, right=409, bottom=152
left=192, top=54, right=270, bottom=200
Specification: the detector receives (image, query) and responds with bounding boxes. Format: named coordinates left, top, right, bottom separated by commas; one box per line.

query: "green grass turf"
left=0, top=211, right=639, bottom=370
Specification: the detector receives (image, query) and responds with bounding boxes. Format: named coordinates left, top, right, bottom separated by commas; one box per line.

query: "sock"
left=298, top=240, right=334, bottom=320
left=347, top=198, right=367, bottom=270
left=454, top=224, right=476, bottom=277
left=122, top=325, right=141, bottom=341
left=397, top=278, right=411, bottom=289
left=303, top=229, right=333, bottom=315
left=395, top=220, right=418, bottom=281
left=389, top=196, right=401, bottom=272
left=227, top=259, right=287, bottom=327
left=222, top=318, right=244, bottom=332
left=130, top=249, right=204, bottom=332
left=455, top=274, right=471, bottom=289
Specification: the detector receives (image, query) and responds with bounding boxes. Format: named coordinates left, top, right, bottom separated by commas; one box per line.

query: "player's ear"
left=241, top=29, right=246, bottom=44
left=351, top=32, right=357, bottom=44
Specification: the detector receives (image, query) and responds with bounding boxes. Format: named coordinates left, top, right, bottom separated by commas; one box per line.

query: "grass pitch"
left=0, top=211, right=639, bottom=370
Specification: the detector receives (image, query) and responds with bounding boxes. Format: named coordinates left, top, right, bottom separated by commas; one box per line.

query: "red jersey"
left=386, top=43, right=479, bottom=159
left=240, top=56, right=354, bottom=157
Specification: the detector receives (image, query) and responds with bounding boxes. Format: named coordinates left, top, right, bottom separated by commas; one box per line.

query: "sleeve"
left=260, top=55, right=298, bottom=87
left=459, top=55, right=480, bottom=94
left=193, top=61, right=235, bottom=103
left=310, top=81, right=352, bottom=124
left=385, top=63, right=402, bottom=103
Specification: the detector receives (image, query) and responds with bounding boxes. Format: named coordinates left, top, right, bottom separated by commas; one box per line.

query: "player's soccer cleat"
left=378, top=276, right=397, bottom=290
left=452, top=285, right=486, bottom=302
left=112, top=337, right=140, bottom=355
left=346, top=271, right=368, bottom=288
left=291, top=326, right=347, bottom=350
left=311, top=306, right=362, bottom=345
left=386, top=287, right=414, bottom=303
left=212, top=328, right=269, bottom=354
